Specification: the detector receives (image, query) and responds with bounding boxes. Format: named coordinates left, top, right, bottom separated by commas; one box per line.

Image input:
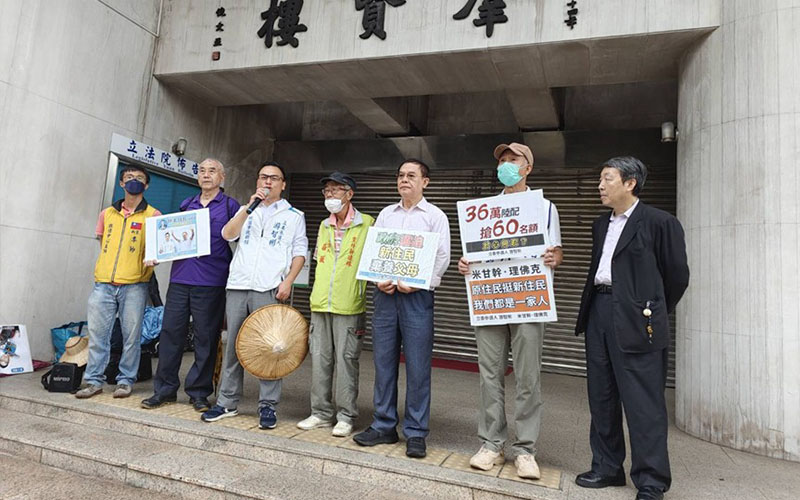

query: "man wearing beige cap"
left=457, top=142, right=563, bottom=479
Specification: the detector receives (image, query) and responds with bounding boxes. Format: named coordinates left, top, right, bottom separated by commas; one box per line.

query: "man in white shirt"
left=200, top=162, right=308, bottom=431
left=353, top=159, right=450, bottom=459
left=458, top=142, right=563, bottom=479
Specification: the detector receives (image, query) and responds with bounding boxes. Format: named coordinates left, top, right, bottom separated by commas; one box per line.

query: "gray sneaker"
left=75, top=385, right=103, bottom=399
left=113, top=384, right=132, bottom=398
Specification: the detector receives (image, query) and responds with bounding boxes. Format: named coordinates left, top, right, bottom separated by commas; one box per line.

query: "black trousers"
left=153, top=283, right=226, bottom=400
left=585, top=292, right=671, bottom=491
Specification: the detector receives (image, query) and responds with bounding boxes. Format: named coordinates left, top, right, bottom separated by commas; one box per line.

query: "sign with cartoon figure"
left=356, top=227, right=440, bottom=290
left=465, top=259, right=557, bottom=326
left=145, top=209, right=211, bottom=262
left=0, top=325, right=33, bottom=375
left=457, top=189, right=547, bottom=262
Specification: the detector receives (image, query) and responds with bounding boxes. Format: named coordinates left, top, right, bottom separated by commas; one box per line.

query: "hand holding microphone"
left=247, top=187, right=270, bottom=214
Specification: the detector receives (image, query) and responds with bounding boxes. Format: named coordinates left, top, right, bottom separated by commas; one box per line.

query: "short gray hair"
left=602, top=156, right=647, bottom=195
left=199, top=158, right=225, bottom=174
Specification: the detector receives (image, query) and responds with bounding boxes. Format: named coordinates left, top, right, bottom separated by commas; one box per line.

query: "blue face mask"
left=124, top=179, right=145, bottom=195
left=497, top=162, right=524, bottom=187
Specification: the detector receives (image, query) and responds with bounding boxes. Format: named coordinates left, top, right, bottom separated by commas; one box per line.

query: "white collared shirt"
left=594, top=199, right=639, bottom=285
left=375, top=197, right=451, bottom=289
left=500, top=186, right=562, bottom=247
left=225, top=199, right=308, bottom=292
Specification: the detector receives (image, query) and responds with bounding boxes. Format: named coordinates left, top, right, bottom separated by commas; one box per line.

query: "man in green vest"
left=297, top=172, right=374, bottom=437
left=76, top=164, right=160, bottom=399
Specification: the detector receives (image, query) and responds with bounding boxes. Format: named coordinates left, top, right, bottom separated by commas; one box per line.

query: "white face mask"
left=325, top=198, right=344, bottom=214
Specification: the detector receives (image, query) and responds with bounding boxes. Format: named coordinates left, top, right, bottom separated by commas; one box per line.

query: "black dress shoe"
left=575, top=470, right=626, bottom=488
left=636, top=486, right=664, bottom=500
left=140, top=393, right=177, bottom=409
left=406, top=437, right=426, bottom=458
left=352, top=427, right=399, bottom=447
left=190, top=397, right=211, bottom=412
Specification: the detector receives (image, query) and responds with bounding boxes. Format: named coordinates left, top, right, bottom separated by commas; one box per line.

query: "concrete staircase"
left=0, top=387, right=563, bottom=500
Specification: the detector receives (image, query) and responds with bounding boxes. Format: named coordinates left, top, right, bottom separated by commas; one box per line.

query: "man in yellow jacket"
left=297, top=172, right=374, bottom=437
left=76, top=164, right=160, bottom=399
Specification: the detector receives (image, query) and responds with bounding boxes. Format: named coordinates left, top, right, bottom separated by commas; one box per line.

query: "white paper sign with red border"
left=465, top=259, right=557, bottom=326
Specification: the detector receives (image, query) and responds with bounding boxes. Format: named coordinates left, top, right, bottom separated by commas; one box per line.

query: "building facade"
left=0, top=0, right=797, bottom=462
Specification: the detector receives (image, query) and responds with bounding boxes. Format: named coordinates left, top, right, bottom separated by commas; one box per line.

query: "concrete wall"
left=677, top=1, right=800, bottom=461
left=0, top=0, right=269, bottom=360
left=155, top=0, right=719, bottom=75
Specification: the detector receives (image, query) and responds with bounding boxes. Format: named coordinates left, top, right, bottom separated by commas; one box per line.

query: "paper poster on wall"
left=356, top=227, right=440, bottom=290
left=465, top=259, right=557, bottom=326
left=1, top=325, right=33, bottom=375
left=145, top=209, right=211, bottom=262
left=457, top=190, right=547, bottom=262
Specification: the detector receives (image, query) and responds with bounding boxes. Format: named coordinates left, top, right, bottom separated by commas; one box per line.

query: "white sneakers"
left=515, top=454, right=541, bottom=479
left=331, top=421, right=353, bottom=437
left=296, top=415, right=333, bottom=430
left=469, top=446, right=505, bottom=470
left=469, top=447, right=541, bottom=479
left=296, top=415, right=352, bottom=436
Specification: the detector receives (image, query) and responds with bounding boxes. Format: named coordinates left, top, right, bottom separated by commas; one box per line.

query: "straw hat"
left=60, top=336, right=89, bottom=367
left=235, top=304, right=309, bottom=380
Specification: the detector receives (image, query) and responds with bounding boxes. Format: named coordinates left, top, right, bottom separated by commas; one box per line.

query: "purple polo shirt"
left=169, top=191, right=240, bottom=287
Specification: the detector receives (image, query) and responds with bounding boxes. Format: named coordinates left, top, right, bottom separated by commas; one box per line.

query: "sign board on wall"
left=110, top=133, right=199, bottom=181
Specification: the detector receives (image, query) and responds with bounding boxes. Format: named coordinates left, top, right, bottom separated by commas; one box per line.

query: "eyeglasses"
left=321, top=187, right=350, bottom=196
left=396, top=173, right=420, bottom=181
left=259, top=174, right=284, bottom=182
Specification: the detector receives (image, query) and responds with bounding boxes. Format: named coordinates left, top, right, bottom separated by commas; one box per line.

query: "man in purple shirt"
left=141, top=158, right=240, bottom=411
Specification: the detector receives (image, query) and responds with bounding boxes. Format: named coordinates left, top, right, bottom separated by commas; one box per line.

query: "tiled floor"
left=90, top=392, right=562, bottom=490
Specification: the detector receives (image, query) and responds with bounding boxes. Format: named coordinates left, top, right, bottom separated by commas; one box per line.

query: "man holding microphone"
left=201, top=162, right=308, bottom=431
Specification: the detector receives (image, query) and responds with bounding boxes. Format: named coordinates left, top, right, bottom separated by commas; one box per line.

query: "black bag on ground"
left=41, top=363, right=84, bottom=393
left=104, top=319, right=153, bottom=383
left=104, top=350, right=152, bottom=383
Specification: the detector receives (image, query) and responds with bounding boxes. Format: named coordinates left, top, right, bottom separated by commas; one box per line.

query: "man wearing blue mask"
left=457, top=142, right=563, bottom=479
left=76, top=164, right=161, bottom=399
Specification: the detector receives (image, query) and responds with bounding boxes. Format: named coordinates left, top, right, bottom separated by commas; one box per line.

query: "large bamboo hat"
left=235, top=304, right=309, bottom=380
left=60, top=336, right=89, bottom=367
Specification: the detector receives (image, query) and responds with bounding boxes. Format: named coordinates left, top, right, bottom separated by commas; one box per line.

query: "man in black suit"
left=574, top=156, right=689, bottom=500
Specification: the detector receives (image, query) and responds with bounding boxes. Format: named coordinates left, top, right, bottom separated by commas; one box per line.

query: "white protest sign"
left=145, top=209, right=211, bottom=263
left=457, top=190, right=547, bottom=262
left=465, top=258, right=557, bottom=326
left=356, top=227, right=440, bottom=290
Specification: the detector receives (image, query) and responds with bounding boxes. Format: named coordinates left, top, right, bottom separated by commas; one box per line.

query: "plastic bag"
left=50, top=321, right=87, bottom=362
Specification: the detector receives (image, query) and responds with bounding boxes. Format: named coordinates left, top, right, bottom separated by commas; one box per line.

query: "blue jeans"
left=83, top=282, right=148, bottom=387
left=370, top=288, right=434, bottom=439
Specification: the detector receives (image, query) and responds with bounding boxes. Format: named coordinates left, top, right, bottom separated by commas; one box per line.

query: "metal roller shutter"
left=289, top=165, right=677, bottom=386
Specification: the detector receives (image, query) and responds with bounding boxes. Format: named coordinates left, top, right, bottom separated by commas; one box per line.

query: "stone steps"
left=0, top=391, right=563, bottom=500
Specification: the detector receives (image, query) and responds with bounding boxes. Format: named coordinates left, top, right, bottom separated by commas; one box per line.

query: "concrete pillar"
left=676, top=2, right=800, bottom=461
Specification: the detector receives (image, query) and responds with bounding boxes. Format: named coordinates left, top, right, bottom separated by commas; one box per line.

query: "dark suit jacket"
left=575, top=201, right=690, bottom=353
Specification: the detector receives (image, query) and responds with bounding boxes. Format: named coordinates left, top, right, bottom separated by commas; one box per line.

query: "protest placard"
left=457, top=189, right=547, bottom=262
left=356, top=227, right=440, bottom=290
left=145, top=208, right=211, bottom=262
left=465, top=258, right=557, bottom=326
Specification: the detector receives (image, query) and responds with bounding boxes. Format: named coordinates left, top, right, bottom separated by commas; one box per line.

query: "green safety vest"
left=309, top=209, right=374, bottom=315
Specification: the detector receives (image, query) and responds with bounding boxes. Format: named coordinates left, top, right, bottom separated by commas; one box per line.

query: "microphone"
left=246, top=188, right=269, bottom=214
